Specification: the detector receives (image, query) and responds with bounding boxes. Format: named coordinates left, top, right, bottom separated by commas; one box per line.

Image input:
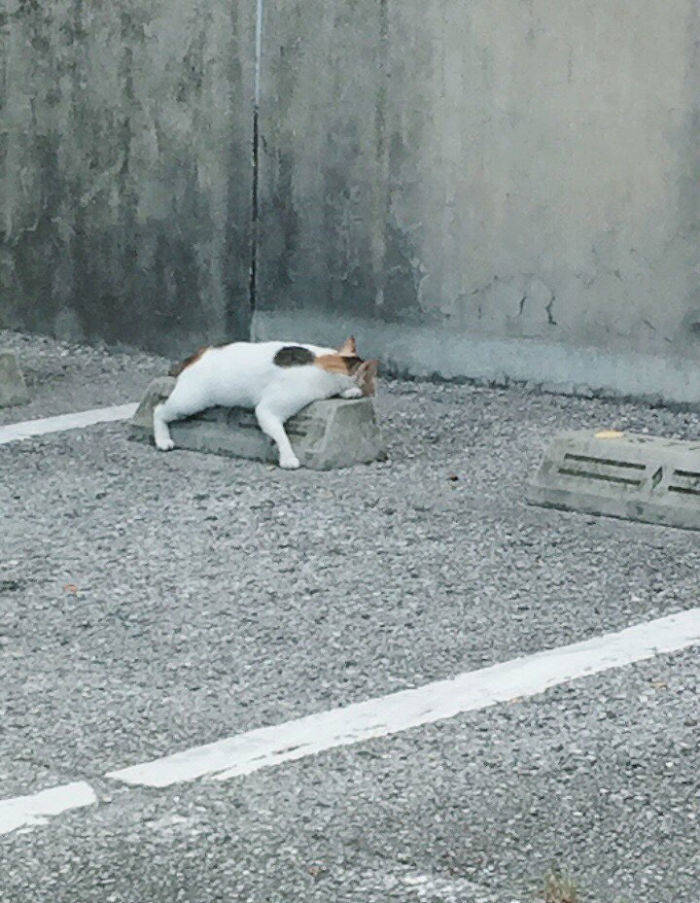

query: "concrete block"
left=0, top=352, right=30, bottom=406
left=527, top=429, right=700, bottom=531
left=130, top=377, right=177, bottom=431
left=130, top=377, right=387, bottom=470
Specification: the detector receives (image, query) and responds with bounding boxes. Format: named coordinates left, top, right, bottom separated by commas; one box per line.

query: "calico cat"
left=154, top=336, right=378, bottom=469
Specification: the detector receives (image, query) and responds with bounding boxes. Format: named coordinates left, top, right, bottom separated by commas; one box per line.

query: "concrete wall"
left=254, top=0, right=700, bottom=404
left=2, top=0, right=698, bottom=402
left=1, top=0, right=254, bottom=355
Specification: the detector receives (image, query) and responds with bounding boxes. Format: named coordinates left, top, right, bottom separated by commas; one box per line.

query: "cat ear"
left=337, top=336, right=357, bottom=357
left=356, top=359, right=378, bottom=396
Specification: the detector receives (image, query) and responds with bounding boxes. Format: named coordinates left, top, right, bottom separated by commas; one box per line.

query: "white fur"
left=153, top=341, right=362, bottom=468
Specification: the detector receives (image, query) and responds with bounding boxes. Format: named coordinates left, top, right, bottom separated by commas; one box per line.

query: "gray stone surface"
left=528, top=429, right=700, bottom=531
left=1, top=0, right=254, bottom=355
left=0, top=352, right=30, bottom=406
left=130, top=377, right=387, bottom=469
left=129, top=377, right=178, bottom=431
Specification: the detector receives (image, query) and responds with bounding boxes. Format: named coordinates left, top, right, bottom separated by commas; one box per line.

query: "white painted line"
left=0, top=781, right=97, bottom=836
left=107, top=608, right=700, bottom=788
left=0, top=403, right=137, bottom=445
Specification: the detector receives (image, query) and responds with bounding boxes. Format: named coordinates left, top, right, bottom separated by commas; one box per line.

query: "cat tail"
left=168, top=346, right=210, bottom=377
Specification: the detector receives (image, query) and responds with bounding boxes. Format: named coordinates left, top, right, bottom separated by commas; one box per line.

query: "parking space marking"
left=0, top=404, right=137, bottom=445
left=107, top=608, right=699, bottom=787
left=0, top=782, right=97, bottom=836
left=2, top=609, right=697, bottom=838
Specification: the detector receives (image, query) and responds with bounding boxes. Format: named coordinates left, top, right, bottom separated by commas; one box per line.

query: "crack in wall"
left=248, top=0, right=264, bottom=321
left=545, top=295, right=557, bottom=326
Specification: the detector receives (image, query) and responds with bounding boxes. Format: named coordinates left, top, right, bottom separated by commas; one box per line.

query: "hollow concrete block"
left=527, top=429, right=700, bottom=531
left=130, top=377, right=387, bottom=469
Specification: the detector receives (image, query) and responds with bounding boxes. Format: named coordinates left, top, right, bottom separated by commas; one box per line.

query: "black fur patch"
left=273, top=345, right=315, bottom=367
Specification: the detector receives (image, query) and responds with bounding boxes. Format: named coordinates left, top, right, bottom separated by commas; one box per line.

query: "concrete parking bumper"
left=130, top=376, right=387, bottom=470
left=0, top=352, right=30, bottom=407
left=527, top=428, right=700, bottom=531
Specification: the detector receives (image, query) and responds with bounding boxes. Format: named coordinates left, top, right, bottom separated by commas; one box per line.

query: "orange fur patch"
left=169, top=346, right=209, bottom=377
left=315, top=354, right=361, bottom=375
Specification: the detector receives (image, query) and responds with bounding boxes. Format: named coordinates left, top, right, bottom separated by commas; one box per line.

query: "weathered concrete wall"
left=254, top=0, right=700, bottom=404
left=1, top=0, right=254, bottom=355
left=3, top=0, right=698, bottom=402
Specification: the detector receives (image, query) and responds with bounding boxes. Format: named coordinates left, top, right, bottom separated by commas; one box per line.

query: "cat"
left=153, top=336, right=378, bottom=469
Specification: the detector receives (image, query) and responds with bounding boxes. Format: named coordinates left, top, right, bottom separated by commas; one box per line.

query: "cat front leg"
left=153, top=402, right=175, bottom=451
left=255, top=404, right=300, bottom=469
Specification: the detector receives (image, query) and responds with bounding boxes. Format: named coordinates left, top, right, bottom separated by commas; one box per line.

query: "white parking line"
left=107, top=607, right=700, bottom=787
left=0, top=782, right=97, bottom=836
left=0, top=403, right=137, bottom=445
left=2, top=609, right=697, bottom=837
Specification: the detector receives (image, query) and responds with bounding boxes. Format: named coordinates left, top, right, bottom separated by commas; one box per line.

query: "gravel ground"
left=0, top=330, right=169, bottom=425
left=1, top=652, right=697, bottom=903
left=1, top=329, right=699, bottom=902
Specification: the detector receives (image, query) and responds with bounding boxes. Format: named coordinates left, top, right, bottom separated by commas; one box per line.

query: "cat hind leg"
left=255, top=403, right=300, bottom=469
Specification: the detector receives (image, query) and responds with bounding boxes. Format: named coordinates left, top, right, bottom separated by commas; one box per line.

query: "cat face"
left=337, top=336, right=378, bottom=396
left=306, top=337, right=378, bottom=396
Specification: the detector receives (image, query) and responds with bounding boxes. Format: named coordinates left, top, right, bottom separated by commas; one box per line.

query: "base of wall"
left=252, top=310, right=700, bottom=409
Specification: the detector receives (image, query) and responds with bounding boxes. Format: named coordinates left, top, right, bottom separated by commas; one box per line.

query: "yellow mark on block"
left=595, top=430, right=625, bottom=439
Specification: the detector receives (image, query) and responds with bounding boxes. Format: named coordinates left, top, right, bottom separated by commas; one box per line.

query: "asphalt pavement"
left=1, top=329, right=698, bottom=903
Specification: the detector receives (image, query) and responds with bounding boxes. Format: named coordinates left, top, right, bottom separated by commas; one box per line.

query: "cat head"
left=337, top=336, right=378, bottom=396
left=315, top=337, right=379, bottom=395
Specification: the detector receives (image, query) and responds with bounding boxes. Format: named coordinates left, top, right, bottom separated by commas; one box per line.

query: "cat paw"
left=279, top=455, right=300, bottom=470
left=341, top=386, right=363, bottom=399
left=155, top=437, right=175, bottom=451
